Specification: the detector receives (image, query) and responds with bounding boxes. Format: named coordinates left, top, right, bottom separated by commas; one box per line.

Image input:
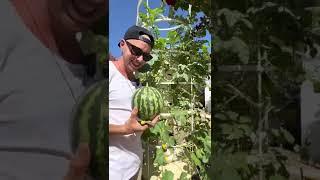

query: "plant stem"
left=191, top=77, right=194, bottom=132
left=263, top=98, right=274, bottom=148
left=147, top=137, right=150, bottom=178
left=226, top=84, right=261, bottom=108
left=258, top=42, right=263, bottom=180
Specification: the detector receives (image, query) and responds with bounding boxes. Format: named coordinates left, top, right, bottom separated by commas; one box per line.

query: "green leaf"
left=139, top=13, right=148, bottom=21
left=202, top=136, right=212, bottom=154
left=269, top=175, right=286, bottom=180
left=220, top=124, right=234, bottom=135
left=156, top=37, right=167, bottom=49
left=226, top=111, right=238, bottom=120
left=240, top=18, right=253, bottom=29
left=195, top=148, right=203, bottom=159
left=231, top=152, right=248, bottom=169
left=162, top=170, right=175, bottom=180
left=280, top=127, right=295, bottom=144
left=178, top=172, right=188, bottom=180
left=238, top=124, right=252, bottom=136
left=230, top=37, right=249, bottom=64
left=167, top=31, right=179, bottom=44
left=214, top=113, right=227, bottom=120
left=150, top=121, right=164, bottom=134
left=278, top=6, right=296, bottom=18
left=227, top=128, right=243, bottom=140
left=191, top=152, right=202, bottom=166
left=247, top=2, right=277, bottom=14
left=202, top=44, right=208, bottom=53
left=162, top=132, right=171, bottom=144
left=239, top=116, right=251, bottom=123
left=154, top=148, right=165, bottom=166
left=182, top=74, right=189, bottom=81
left=271, top=128, right=280, bottom=137
left=219, top=168, right=241, bottom=180
left=167, top=136, right=175, bottom=147
left=269, top=36, right=285, bottom=48
left=172, top=109, right=188, bottom=126
left=217, top=8, right=244, bottom=27
left=214, top=36, right=249, bottom=64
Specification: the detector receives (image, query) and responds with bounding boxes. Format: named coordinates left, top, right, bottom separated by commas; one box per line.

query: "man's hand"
left=125, top=107, right=161, bottom=133
left=125, top=107, right=148, bottom=134
left=109, top=108, right=161, bottom=135
left=64, top=143, right=90, bottom=180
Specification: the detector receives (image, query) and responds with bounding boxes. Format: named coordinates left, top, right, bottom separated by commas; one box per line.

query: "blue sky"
left=109, top=0, right=211, bottom=57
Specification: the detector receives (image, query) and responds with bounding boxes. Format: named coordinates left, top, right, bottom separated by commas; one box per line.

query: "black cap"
left=123, top=25, right=155, bottom=48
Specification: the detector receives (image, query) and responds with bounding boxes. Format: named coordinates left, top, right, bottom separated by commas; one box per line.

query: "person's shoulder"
left=108, top=54, right=117, bottom=68
left=109, top=61, right=118, bottom=83
left=109, top=60, right=113, bottom=65
left=109, top=61, right=116, bottom=71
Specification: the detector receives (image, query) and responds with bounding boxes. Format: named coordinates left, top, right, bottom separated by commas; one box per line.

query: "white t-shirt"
left=109, top=61, right=143, bottom=180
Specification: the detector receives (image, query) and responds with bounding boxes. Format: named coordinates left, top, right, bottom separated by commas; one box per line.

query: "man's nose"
left=136, top=55, right=145, bottom=62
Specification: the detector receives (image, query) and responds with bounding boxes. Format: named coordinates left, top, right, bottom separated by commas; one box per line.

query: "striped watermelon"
left=70, top=80, right=107, bottom=180
left=132, top=85, right=164, bottom=122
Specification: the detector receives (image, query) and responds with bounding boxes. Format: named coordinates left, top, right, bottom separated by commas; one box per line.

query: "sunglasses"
left=125, top=40, right=153, bottom=62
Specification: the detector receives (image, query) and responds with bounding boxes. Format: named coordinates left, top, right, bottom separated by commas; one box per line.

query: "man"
left=109, top=25, right=160, bottom=180
left=0, top=0, right=106, bottom=179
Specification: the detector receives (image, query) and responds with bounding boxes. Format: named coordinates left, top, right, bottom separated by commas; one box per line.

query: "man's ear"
left=119, top=39, right=125, bottom=47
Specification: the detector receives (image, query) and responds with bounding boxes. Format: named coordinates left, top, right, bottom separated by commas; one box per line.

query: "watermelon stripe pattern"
left=71, top=80, right=107, bottom=180
left=132, top=86, right=164, bottom=121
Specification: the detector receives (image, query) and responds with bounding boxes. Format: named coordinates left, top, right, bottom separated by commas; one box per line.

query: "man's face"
left=120, top=38, right=152, bottom=74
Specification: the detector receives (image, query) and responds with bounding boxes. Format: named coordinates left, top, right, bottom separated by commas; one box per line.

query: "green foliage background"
left=137, top=1, right=212, bottom=179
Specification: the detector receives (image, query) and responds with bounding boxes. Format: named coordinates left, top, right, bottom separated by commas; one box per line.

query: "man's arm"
left=109, top=124, right=132, bottom=135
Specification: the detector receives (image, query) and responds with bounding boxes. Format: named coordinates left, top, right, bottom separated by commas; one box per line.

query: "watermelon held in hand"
left=132, top=85, right=164, bottom=122
left=70, top=80, right=108, bottom=180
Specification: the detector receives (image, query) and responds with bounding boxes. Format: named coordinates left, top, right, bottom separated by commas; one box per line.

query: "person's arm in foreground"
left=63, top=143, right=90, bottom=180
